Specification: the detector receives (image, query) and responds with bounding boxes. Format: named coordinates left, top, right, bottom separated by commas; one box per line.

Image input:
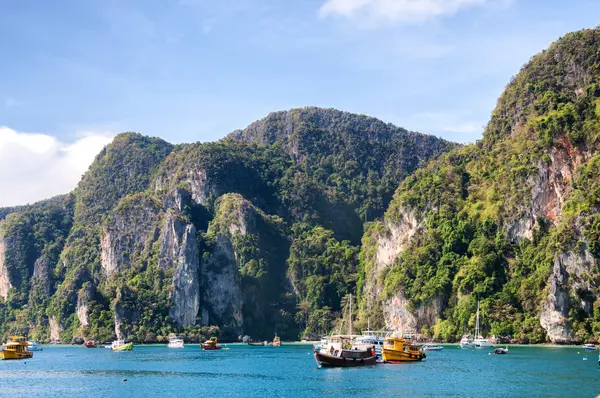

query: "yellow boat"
left=1, top=336, right=33, bottom=360
left=381, top=334, right=426, bottom=363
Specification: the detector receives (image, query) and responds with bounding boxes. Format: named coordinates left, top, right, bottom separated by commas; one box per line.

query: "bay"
left=0, top=344, right=597, bottom=397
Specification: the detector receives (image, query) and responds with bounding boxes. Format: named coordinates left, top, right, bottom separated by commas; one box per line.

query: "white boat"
left=583, top=343, right=596, bottom=351
left=354, top=330, right=389, bottom=359
left=422, top=343, right=443, bottom=351
left=459, top=335, right=475, bottom=348
left=28, top=340, right=43, bottom=351
left=473, top=302, right=493, bottom=348
left=168, top=334, right=184, bottom=348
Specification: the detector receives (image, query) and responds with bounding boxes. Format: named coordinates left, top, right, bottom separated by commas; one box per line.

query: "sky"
left=1, top=0, right=600, bottom=207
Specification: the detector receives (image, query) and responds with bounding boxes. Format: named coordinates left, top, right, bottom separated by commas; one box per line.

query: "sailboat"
left=473, top=301, right=493, bottom=348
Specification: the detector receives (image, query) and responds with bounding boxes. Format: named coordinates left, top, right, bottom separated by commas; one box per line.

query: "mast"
left=349, top=294, right=353, bottom=336
left=475, top=301, right=480, bottom=338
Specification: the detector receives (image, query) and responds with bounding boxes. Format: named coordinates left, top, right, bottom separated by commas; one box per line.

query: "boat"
left=168, top=334, right=185, bottom=348
left=272, top=334, right=281, bottom=347
left=473, top=302, right=493, bottom=348
left=247, top=341, right=266, bottom=346
left=201, top=337, right=221, bottom=350
left=459, top=335, right=475, bottom=348
left=493, top=346, right=509, bottom=355
left=0, top=336, right=33, bottom=360
left=381, top=333, right=426, bottom=363
left=314, top=335, right=377, bottom=367
left=354, top=330, right=389, bottom=359
left=111, top=340, right=133, bottom=351
left=28, top=340, right=43, bottom=351
left=583, top=343, right=596, bottom=351
left=84, top=340, right=97, bottom=348
left=422, top=343, right=444, bottom=351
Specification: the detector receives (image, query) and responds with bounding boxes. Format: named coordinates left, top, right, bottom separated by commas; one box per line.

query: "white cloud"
left=319, top=0, right=491, bottom=24
left=0, top=128, right=114, bottom=207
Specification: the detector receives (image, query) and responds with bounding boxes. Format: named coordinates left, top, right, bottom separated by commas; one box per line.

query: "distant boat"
left=28, top=340, right=43, bottom=351
left=459, top=335, right=475, bottom=348
left=84, top=340, right=97, bottom=348
left=354, top=330, right=389, bottom=359
left=111, top=340, right=133, bottom=351
left=168, top=334, right=184, bottom=348
left=583, top=343, right=596, bottom=351
left=422, top=344, right=443, bottom=351
left=493, top=346, right=509, bottom=355
left=272, top=334, right=281, bottom=347
left=248, top=341, right=266, bottom=346
left=201, top=337, right=221, bottom=350
left=473, top=302, right=493, bottom=348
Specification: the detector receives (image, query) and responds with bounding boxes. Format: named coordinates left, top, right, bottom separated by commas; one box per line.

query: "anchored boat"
left=314, top=335, right=377, bottom=367
left=111, top=340, right=133, bottom=351
left=84, top=340, right=97, bottom=348
left=381, top=334, right=426, bottom=363
left=168, top=334, right=185, bottom=348
left=422, top=343, right=443, bottom=352
left=28, top=340, right=43, bottom=351
left=1, top=336, right=33, bottom=360
left=201, top=337, right=221, bottom=350
left=583, top=343, right=596, bottom=352
left=272, top=334, right=281, bottom=347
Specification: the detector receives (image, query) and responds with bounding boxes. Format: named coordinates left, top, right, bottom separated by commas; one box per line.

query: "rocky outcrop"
left=159, top=212, right=200, bottom=325
left=76, top=283, right=94, bottom=328
left=507, top=143, right=589, bottom=242
left=540, top=248, right=597, bottom=343
left=49, top=316, right=61, bottom=341
left=0, top=239, right=11, bottom=301
left=201, top=234, right=244, bottom=333
left=100, top=195, right=162, bottom=278
left=360, top=208, right=425, bottom=329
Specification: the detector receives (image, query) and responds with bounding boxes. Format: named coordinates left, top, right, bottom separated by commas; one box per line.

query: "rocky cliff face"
left=159, top=212, right=200, bottom=326
left=0, top=239, right=10, bottom=301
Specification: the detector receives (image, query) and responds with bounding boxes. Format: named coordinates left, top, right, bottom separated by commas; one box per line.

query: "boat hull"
left=314, top=350, right=377, bottom=367
left=112, top=343, right=133, bottom=351
left=382, top=348, right=426, bottom=362
left=201, top=344, right=221, bottom=350
left=0, top=350, right=33, bottom=360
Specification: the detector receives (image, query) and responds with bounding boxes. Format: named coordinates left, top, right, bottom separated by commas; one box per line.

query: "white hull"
left=474, top=339, right=493, bottom=348
left=168, top=342, right=184, bottom=348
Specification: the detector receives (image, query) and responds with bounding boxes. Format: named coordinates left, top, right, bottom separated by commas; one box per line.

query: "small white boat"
left=583, top=343, right=596, bottom=351
left=28, top=340, right=43, bottom=351
left=354, top=330, right=389, bottom=358
left=472, top=302, right=493, bottom=348
left=422, top=344, right=443, bottom=351
left=168, top=334, right=184, bottom=348
left=460, top=335, right=475, bottom=348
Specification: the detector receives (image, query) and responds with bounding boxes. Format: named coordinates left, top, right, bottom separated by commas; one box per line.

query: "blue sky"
left=1, top=0, right=600, bottom=206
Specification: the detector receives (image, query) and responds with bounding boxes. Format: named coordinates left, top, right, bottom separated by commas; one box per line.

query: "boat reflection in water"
left=314, top=335, right=377, bottom=368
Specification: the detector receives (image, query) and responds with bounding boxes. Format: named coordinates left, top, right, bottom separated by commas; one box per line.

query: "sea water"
left=0, top=344, right=597, bottom=397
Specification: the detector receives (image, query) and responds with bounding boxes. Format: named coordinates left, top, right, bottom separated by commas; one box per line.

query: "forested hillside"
left=357, top=28, right=600, bottom=344
left=0, top=109, right=453, bottom=343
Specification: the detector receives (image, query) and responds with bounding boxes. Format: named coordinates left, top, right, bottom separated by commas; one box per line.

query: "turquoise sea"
left=1, top=344, right=598, bottom=397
